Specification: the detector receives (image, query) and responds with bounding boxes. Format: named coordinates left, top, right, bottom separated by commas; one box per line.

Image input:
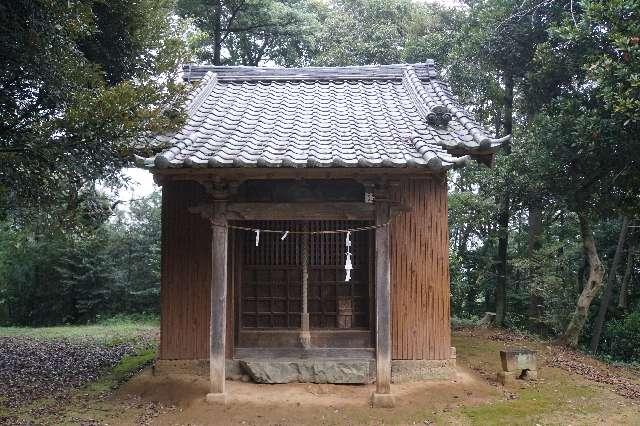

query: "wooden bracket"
left=199, top=179, right=228, bottom=200
left=188, top=203, right=227, bottom=226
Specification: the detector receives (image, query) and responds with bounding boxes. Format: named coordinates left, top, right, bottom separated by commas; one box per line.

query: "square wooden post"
left=206, top=203, right=228, bottom=404
left=372, top=201, right=395, bottom=408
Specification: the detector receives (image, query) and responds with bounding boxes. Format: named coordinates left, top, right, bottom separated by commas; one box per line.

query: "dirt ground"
left=98, top=328, right=640, bottom=426
left=110, top=368, right=493, bottom=425
left=4, top=327, right=640, bottom=425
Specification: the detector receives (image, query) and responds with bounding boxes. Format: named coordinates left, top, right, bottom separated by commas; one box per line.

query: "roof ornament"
left=426, top=105, right=452, bottom=127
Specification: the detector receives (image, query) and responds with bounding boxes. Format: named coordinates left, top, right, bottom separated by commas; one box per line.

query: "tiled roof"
left=139, top=62, right=508, bottom=172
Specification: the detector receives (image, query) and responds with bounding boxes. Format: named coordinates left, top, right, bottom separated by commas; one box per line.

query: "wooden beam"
left=373, top=201, right=394, bottom=406
left=206, top=203, right=228, bottom=404
left=152, top=167, right=435, bottom=182
left=225, top=202, right=375, bottom=220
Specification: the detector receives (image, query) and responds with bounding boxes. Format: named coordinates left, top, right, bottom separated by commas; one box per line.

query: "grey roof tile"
left=140, top=63, right=508, bottom=172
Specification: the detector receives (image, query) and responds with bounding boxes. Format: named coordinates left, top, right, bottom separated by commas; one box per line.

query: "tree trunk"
left=560, top=213, right=605, bottom=348
left=527, top=205, right=543, bottom=255
left=495, top=196, right=510, bottom=325
left=589, top=216, right=630, bottom=352
left=618, top=245, right=635, bottom=310
left=213, top=0, right=222, bottom=65
left=465, top=286, right=478, bottom=315
left=458, top=227, right=476, bottom=314
left=526, top=204, right=544, bottom=328
left=494, top=73, right=514, bottom=326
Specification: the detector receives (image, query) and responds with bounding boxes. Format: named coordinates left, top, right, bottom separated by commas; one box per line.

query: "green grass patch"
left=0, top=320, right=158, bottom=345
left=86, top=347, right=157, bottom=393
left=460, top=379, right=596, bottom=426
left=450, top=332, right=603, bottom=425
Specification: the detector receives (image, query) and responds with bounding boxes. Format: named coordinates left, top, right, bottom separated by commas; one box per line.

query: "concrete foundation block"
left=205, top=392, right=227, bottom=405
left=153, top=359, right=241, bottom=378
left=371, top=392, right=396, bottom=408
left=391, top=359, right=456, bottom=383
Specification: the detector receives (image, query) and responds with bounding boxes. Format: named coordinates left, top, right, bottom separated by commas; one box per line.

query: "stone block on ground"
left=239, top=359, right=370, bottom=384
left=497, top=370, right=516, bottom=386
left=500, top=347, right=537, bottom=372
left=498, top=347, right=539, bottom=385
left=521, top=369, right=538, bottom=381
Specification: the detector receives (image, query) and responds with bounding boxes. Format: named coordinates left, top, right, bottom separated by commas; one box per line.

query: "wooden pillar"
left=206, top=193, right=228, bottom=404
left=372, top=200, right=395, bottom=407
left=299, top=232, right=311, bottom=348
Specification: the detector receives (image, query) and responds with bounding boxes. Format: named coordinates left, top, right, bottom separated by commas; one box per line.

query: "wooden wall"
left=160, top=181, right=211, bottom=360
left=160, top=181, right=237, bottom=360
left=390, top=177, right=451, bottom=360
left=159, top=176, right=451, bottom=361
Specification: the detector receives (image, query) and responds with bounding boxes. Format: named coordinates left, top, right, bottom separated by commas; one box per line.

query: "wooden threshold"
left=234, top=347, right=375, bottom=360
left=238, top=329, right=373, bottom=348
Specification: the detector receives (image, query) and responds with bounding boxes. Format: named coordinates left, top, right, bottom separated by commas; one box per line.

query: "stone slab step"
left=239, top=358, right=374, bottom=384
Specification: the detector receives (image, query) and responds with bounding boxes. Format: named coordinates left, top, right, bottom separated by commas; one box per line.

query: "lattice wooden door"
left=237, top=220, right=372, bottom=338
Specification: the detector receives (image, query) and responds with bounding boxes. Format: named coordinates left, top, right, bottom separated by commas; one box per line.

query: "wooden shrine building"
left=138, top=62, right=507, bottom=407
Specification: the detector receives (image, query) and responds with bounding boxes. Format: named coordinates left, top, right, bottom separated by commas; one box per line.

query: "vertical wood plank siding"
left=390, top=177, right=451, bottom=360
left=161, top=181, right=216, bottom=360
left=160, top=177, right=451, bottom=361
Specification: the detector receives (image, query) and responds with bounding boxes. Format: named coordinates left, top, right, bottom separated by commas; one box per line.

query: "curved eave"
left=142, top=156, right=462, bottom=173
left=440, top=134, right=511, bottom=152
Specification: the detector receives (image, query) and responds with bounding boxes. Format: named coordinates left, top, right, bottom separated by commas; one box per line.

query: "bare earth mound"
left=114, top=368, right=495, bottom=425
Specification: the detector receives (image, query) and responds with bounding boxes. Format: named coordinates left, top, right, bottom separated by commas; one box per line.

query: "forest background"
left=1, top=0, right=638, bottom=363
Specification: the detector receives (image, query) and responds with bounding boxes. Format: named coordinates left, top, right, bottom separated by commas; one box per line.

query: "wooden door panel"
left=236, top=220, right=373, bottom=348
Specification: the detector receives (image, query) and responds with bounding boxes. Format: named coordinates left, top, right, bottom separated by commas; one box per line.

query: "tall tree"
left=0, top=0, right=187, bottom=218
left=618, top=245, right=636, bottom=310
left=522, top=102, right=639, bottom=347
left=533, top=0, right=640, bottom=347
left=438, top=0, right=565, bottom=325
left=311, top=0, right=420, bottom=66
left=590, top=216, right=630, bottom=352
left=176, top=0, right=321, bottom=66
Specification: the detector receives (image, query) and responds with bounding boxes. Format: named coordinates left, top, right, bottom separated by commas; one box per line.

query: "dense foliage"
left=0, top=193, right=161, bottom=326
left=0, top=0, right=187, bottom=220
left=1, top=0, right=638, bottom=364
left=176, top=0, right=321, bottom=65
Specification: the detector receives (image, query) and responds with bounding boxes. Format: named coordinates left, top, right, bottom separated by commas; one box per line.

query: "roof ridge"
left=402, top=66, right=452, bottom=127
left=182, top=62, right=438, bottom=82
left=186, top=71, right=217, bottom=116
left=401, top=67, right=431, bottom=119
left=428, top=80, right=510, bottom=149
